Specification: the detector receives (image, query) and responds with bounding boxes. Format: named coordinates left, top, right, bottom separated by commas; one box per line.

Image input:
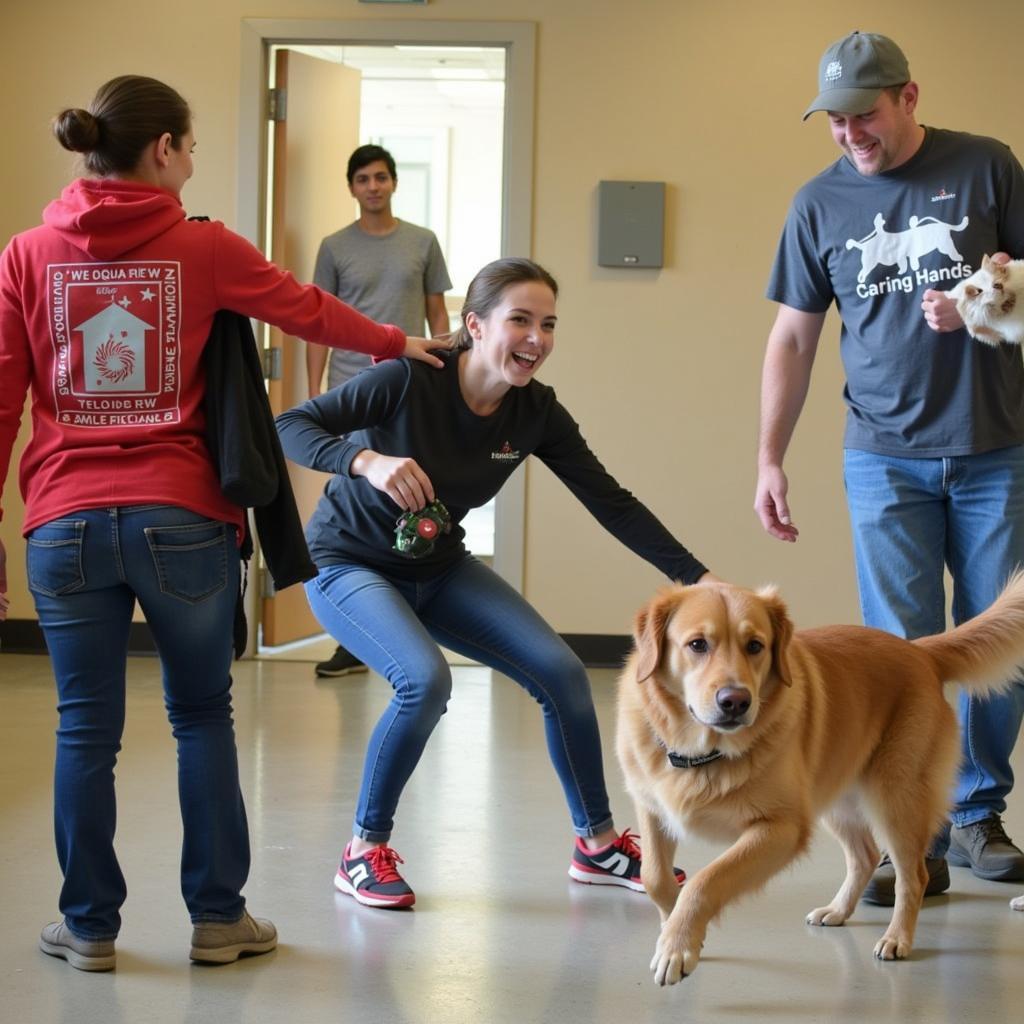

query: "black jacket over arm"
left=203, top=309, right=317, bottom=653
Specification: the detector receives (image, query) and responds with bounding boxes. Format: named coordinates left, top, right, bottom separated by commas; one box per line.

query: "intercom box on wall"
left=597, top=180, right=665, bottom=268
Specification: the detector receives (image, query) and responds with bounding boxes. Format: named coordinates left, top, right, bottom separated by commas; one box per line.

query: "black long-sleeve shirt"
left=275, top=353, right=708, bottom=583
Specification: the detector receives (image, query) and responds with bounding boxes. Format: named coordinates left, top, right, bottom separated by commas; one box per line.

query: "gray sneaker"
left=860, top=854, right=950, bottom=907
left=948, top=816, right=1024, bottom=881
left=189, top=910, right=277, bottom=964
left=39, top=921, right=116, bottom=972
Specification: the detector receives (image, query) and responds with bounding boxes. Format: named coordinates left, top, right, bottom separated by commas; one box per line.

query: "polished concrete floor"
left=2, top=652, right=1023, bottom=1024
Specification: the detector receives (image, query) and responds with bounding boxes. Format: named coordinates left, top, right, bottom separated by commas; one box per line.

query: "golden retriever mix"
left=615, top=574, right=1024, bottom=986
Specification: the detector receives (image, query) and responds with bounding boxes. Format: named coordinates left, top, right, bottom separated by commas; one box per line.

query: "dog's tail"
left=914, top=569, right=1024, bottom=694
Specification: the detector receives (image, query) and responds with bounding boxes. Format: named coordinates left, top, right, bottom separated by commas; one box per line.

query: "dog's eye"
left=688, top=638, right=709, bottom=654
left=746, top=639, right=765, bottom=655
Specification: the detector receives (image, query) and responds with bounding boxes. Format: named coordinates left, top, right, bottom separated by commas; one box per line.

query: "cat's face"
left=960, top=255, right=1012, bottom=311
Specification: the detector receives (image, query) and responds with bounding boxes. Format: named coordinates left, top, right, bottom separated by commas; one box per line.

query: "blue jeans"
left=305, top=555, right=614, bottom=843
left=843, top=447, right=1024, bottom=853
left=27, top=506, right=249, bottom=940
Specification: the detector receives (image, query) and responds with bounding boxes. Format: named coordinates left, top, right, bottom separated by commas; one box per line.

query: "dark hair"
left=346, top=144, right=397, bottom=186
left=53, top=75, right=192, bottom=176
left=453, top=258, right=559, bottom=350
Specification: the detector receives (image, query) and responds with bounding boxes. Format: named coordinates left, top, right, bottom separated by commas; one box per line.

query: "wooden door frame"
left=237, top=18, right=535, bottom=655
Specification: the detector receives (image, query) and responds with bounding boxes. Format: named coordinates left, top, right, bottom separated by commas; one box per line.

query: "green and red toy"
left=393, top=500, right=453, bottom=558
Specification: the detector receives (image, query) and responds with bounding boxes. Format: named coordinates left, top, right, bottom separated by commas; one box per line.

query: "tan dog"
left=615, top=574, right=1024, bottom=986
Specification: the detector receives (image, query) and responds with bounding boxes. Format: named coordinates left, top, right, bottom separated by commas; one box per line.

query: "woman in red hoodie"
left=0, top=75, right=444, bottom=971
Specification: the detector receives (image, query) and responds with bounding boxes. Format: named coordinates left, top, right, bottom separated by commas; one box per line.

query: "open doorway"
left=283, top=43, right=506, bottom=568
left=242, top=19, right=535, bottom=655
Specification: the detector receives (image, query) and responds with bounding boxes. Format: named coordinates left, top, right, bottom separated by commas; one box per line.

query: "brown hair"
left=53, top=75, right=192, bottom=176
left=453, top=257, right=559, bottom=350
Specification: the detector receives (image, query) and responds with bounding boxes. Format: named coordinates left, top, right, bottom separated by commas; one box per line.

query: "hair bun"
left=53, top=107, right=101, bottom=153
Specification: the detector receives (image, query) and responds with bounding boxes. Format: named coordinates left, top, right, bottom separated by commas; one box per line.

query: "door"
left=261, top=49, right=362, bottom=646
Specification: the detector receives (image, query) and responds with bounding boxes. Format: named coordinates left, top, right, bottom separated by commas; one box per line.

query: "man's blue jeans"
left=27, top=505, right=249, bottom=940
left=843, top=447, right=1024, bottom=854
left=306, top=555, right=615, bottom=843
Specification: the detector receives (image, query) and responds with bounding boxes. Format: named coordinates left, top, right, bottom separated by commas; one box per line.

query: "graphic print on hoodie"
left=49, top=259, right=182, bottom=426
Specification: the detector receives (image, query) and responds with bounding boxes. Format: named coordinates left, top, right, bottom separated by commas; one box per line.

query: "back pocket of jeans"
left=144, top=520, right=228, bottom=603
left=26, top=519, right=87, bottom=597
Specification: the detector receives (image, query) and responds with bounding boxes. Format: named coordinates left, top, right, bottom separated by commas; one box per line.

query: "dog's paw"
left=873, top=934, right=912, bottom=960
left=649, top=935, right=700, bottom=986
left=805, top=904, right=849, bottom=927
left=1010, top=894, right=1024, bottom=912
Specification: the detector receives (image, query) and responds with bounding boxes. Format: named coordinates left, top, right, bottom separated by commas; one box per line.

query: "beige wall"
left=3, top=0, right=1023, bottom=634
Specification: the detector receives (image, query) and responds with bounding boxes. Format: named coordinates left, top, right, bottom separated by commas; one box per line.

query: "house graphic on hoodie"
left=74, top=300, right=152, bottom=392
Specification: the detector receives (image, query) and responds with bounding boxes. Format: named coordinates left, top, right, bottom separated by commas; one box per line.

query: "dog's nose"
left=715, top=686, right=751, bottom=718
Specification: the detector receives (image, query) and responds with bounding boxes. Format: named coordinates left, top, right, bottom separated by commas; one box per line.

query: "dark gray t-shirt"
left=275, top=354, right=707, bottom=584
left=767, top=128, right=1024, bottom=456
left=312, top=220, right=452, bottom=388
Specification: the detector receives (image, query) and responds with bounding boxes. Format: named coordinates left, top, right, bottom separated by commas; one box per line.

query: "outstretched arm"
left=754, top=304, right=826, bottom=542
left=534, top=404, right=709, bottom=583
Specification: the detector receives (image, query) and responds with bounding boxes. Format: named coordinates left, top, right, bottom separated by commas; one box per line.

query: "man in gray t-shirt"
left=306, top=144, right=452, bottom=396
left=306, top=145, right=452, bottom=677
left=756, top=32, right=1024, bottom=903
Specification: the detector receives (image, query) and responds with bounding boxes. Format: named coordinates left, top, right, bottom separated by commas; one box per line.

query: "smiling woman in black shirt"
left=276, top=257, right=711, bottom=909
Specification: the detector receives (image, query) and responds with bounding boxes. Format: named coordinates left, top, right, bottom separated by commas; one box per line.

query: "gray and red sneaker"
left=568, top=828, right=686, bottom=892
left=334, top=842, right=416, bottom=908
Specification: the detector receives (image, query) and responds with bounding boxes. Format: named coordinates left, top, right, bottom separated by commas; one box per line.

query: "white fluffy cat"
left=949, top=254, right=1024, bottom=345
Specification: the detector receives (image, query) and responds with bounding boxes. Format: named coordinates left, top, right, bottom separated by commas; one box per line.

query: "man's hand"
left=922, top=254, right=1011, bottom=333
left=0, top=537, right=9, bottom=622
left=921, top=289, right=964, bottom=333
left=306, top=341, right=329, bottom=399
left=754, top=465, right=799, bottom=542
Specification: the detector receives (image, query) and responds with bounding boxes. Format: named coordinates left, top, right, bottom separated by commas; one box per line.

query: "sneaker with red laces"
left=568, top=828, right=686, bottom=892
left=334, top=842, right=415, bottom=908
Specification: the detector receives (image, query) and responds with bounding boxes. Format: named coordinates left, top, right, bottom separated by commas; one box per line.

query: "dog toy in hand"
left=393, top=500, right=452, bottom=558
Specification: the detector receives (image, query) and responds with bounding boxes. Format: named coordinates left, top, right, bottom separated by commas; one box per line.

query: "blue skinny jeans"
left=305, top=555, right=615, bottom=844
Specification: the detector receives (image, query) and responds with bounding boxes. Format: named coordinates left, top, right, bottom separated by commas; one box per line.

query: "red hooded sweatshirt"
left=0, top=178, right=405, bottom=535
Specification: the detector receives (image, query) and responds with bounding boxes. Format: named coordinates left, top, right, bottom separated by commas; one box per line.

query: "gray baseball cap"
left=803, top=31, right=910, bottom=120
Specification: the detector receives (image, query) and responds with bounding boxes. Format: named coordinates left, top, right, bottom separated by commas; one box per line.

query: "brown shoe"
left=189, top=910, right=277, bottom=964
left=39, top=921, right=116, bottom=972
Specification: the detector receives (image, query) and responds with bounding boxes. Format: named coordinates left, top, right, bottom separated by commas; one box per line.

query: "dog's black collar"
left=651, top=730, right=724, bottom=768
left=666, top=749, right=724, bottom=769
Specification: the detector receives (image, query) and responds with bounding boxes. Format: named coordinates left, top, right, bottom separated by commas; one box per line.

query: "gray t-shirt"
left=313, top=220, right=452, bottom=388
left=767, top=128, right=1024, bottom=456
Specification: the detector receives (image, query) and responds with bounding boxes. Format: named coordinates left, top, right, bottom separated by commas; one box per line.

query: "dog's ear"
left=757, top=586, right=795, bottom=688
left=633, top=591, right=681, bottom=682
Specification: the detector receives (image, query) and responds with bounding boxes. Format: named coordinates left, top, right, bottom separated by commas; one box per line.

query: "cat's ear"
left=982, top=254, right=995, bottom=271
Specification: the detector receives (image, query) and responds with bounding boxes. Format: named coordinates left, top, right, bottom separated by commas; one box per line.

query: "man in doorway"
left=754, top=31, right=1024, bottom=904
left=307, top=143, right=452, bottom=678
